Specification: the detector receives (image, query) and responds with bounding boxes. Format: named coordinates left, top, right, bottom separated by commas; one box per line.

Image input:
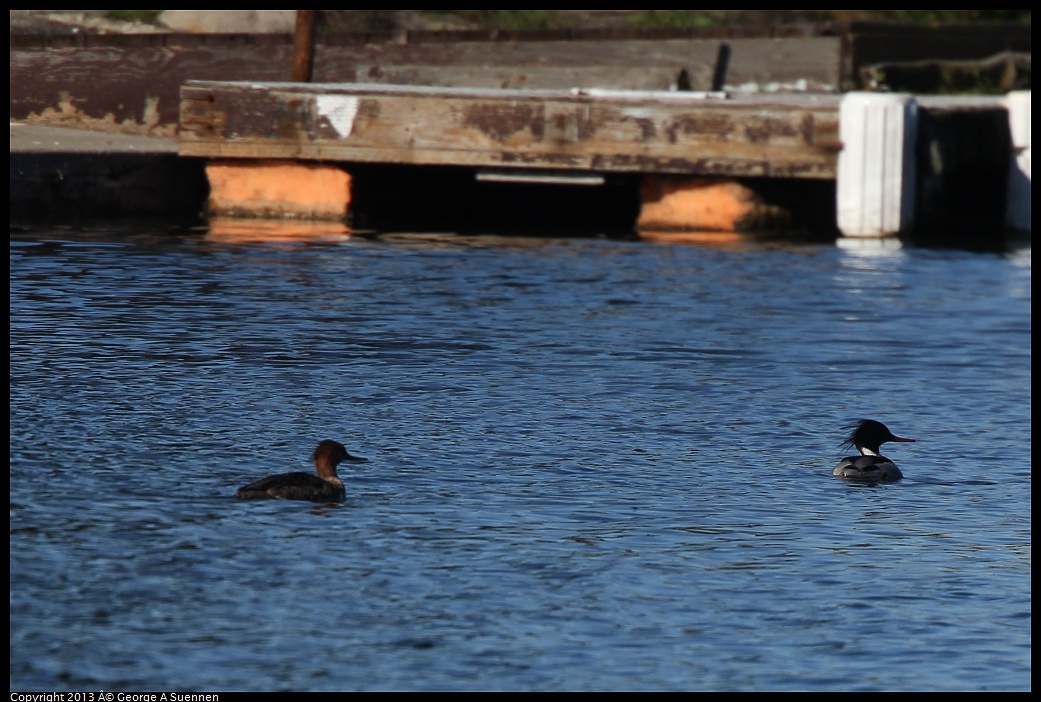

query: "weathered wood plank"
left=179, top=81, right=841, bottom=178
left=10, top=42, right=297, bottom=134
left=12, top=35, right=840, bottom=135
left=13, top=24, right=1027, bottom=134
left=315, top=37, right=840, bottom=92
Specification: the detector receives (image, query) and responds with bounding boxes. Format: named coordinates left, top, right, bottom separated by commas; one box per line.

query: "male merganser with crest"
left=832, top=420, right=914, bottom=481
left=234, top=439, right=367, bottom=502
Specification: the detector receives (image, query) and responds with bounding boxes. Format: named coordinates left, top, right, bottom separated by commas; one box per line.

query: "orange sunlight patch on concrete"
left=206, top=160, right=351, bottom=219
left=638, top=176, right=761, bottom=232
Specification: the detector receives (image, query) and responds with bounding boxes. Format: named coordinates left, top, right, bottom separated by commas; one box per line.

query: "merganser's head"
left=313, top=439, right=368, bottom=477
left=841, top=420, right=915, bottom=457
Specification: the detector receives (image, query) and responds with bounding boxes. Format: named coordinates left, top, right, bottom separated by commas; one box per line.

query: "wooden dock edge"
left=184, top=83, right=1028, bottom=245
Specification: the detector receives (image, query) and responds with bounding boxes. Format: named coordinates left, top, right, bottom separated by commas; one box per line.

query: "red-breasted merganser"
left=234, top=439, right=367, bottom=502
left=832, top=420, right=914, bottom=482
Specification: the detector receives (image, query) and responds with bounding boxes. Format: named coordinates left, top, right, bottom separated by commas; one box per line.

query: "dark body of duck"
left=235, top=439, right=367, bottom=502
left=833, top=420, right=914, bottom=482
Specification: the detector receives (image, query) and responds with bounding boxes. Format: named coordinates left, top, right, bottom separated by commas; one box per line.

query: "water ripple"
left=10, top=228, right=1030, bottom=691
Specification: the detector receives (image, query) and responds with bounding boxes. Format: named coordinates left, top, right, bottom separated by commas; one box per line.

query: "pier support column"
left=637, top=176, right=792, bottom=235
left=1005, top=90, right=1031, bottom=234
left=837, top=93, right=917, bottom=238
left=205, top=160, right=351, bottom=220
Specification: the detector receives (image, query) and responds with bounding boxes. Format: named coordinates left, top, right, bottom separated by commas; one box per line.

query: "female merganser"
left=832, top=420, right=914, bottom=481
left=234, top=439, right=367, bottom=502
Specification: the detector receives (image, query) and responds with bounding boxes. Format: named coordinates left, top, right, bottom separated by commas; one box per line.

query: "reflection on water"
left=9, top=225, right=1031, bottom=691
left=205, top=218, right=354, bottom=246
left=835, top=235, right=905, bottom=255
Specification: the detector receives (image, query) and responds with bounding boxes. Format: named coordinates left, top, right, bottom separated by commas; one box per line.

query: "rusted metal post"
left=711, top=43, right=731, bottom=92
left=291, top=10, right=317, bottom=82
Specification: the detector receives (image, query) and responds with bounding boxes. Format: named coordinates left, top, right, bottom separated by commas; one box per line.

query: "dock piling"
left=836, top=92, right=917, bottom=238
left=1005, top=90, right=1031, bottom=234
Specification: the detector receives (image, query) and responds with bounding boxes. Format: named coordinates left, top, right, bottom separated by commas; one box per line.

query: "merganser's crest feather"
left=833, top=420, right=914, bottom=482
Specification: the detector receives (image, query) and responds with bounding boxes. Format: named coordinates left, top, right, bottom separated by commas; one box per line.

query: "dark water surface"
left=10, top=225, right=1031, bottom=691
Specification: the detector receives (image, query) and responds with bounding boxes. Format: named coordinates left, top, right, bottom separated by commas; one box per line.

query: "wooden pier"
left=178, top=80, right=1026, bottom=245
left=179, top=82, right=842, bottom=179
left=179, top=81, right=849, bottom=233
left=11, top=23, right=1029, bottom=242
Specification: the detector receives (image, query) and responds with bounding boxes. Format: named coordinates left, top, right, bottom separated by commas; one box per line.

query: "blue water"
left=9, top=225, right=1031, bottom=691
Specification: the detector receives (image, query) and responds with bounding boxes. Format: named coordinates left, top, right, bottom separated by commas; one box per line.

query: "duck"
left=832, top=420, right=914, bottom=482
left=234, top=439, right=367, bottom=502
